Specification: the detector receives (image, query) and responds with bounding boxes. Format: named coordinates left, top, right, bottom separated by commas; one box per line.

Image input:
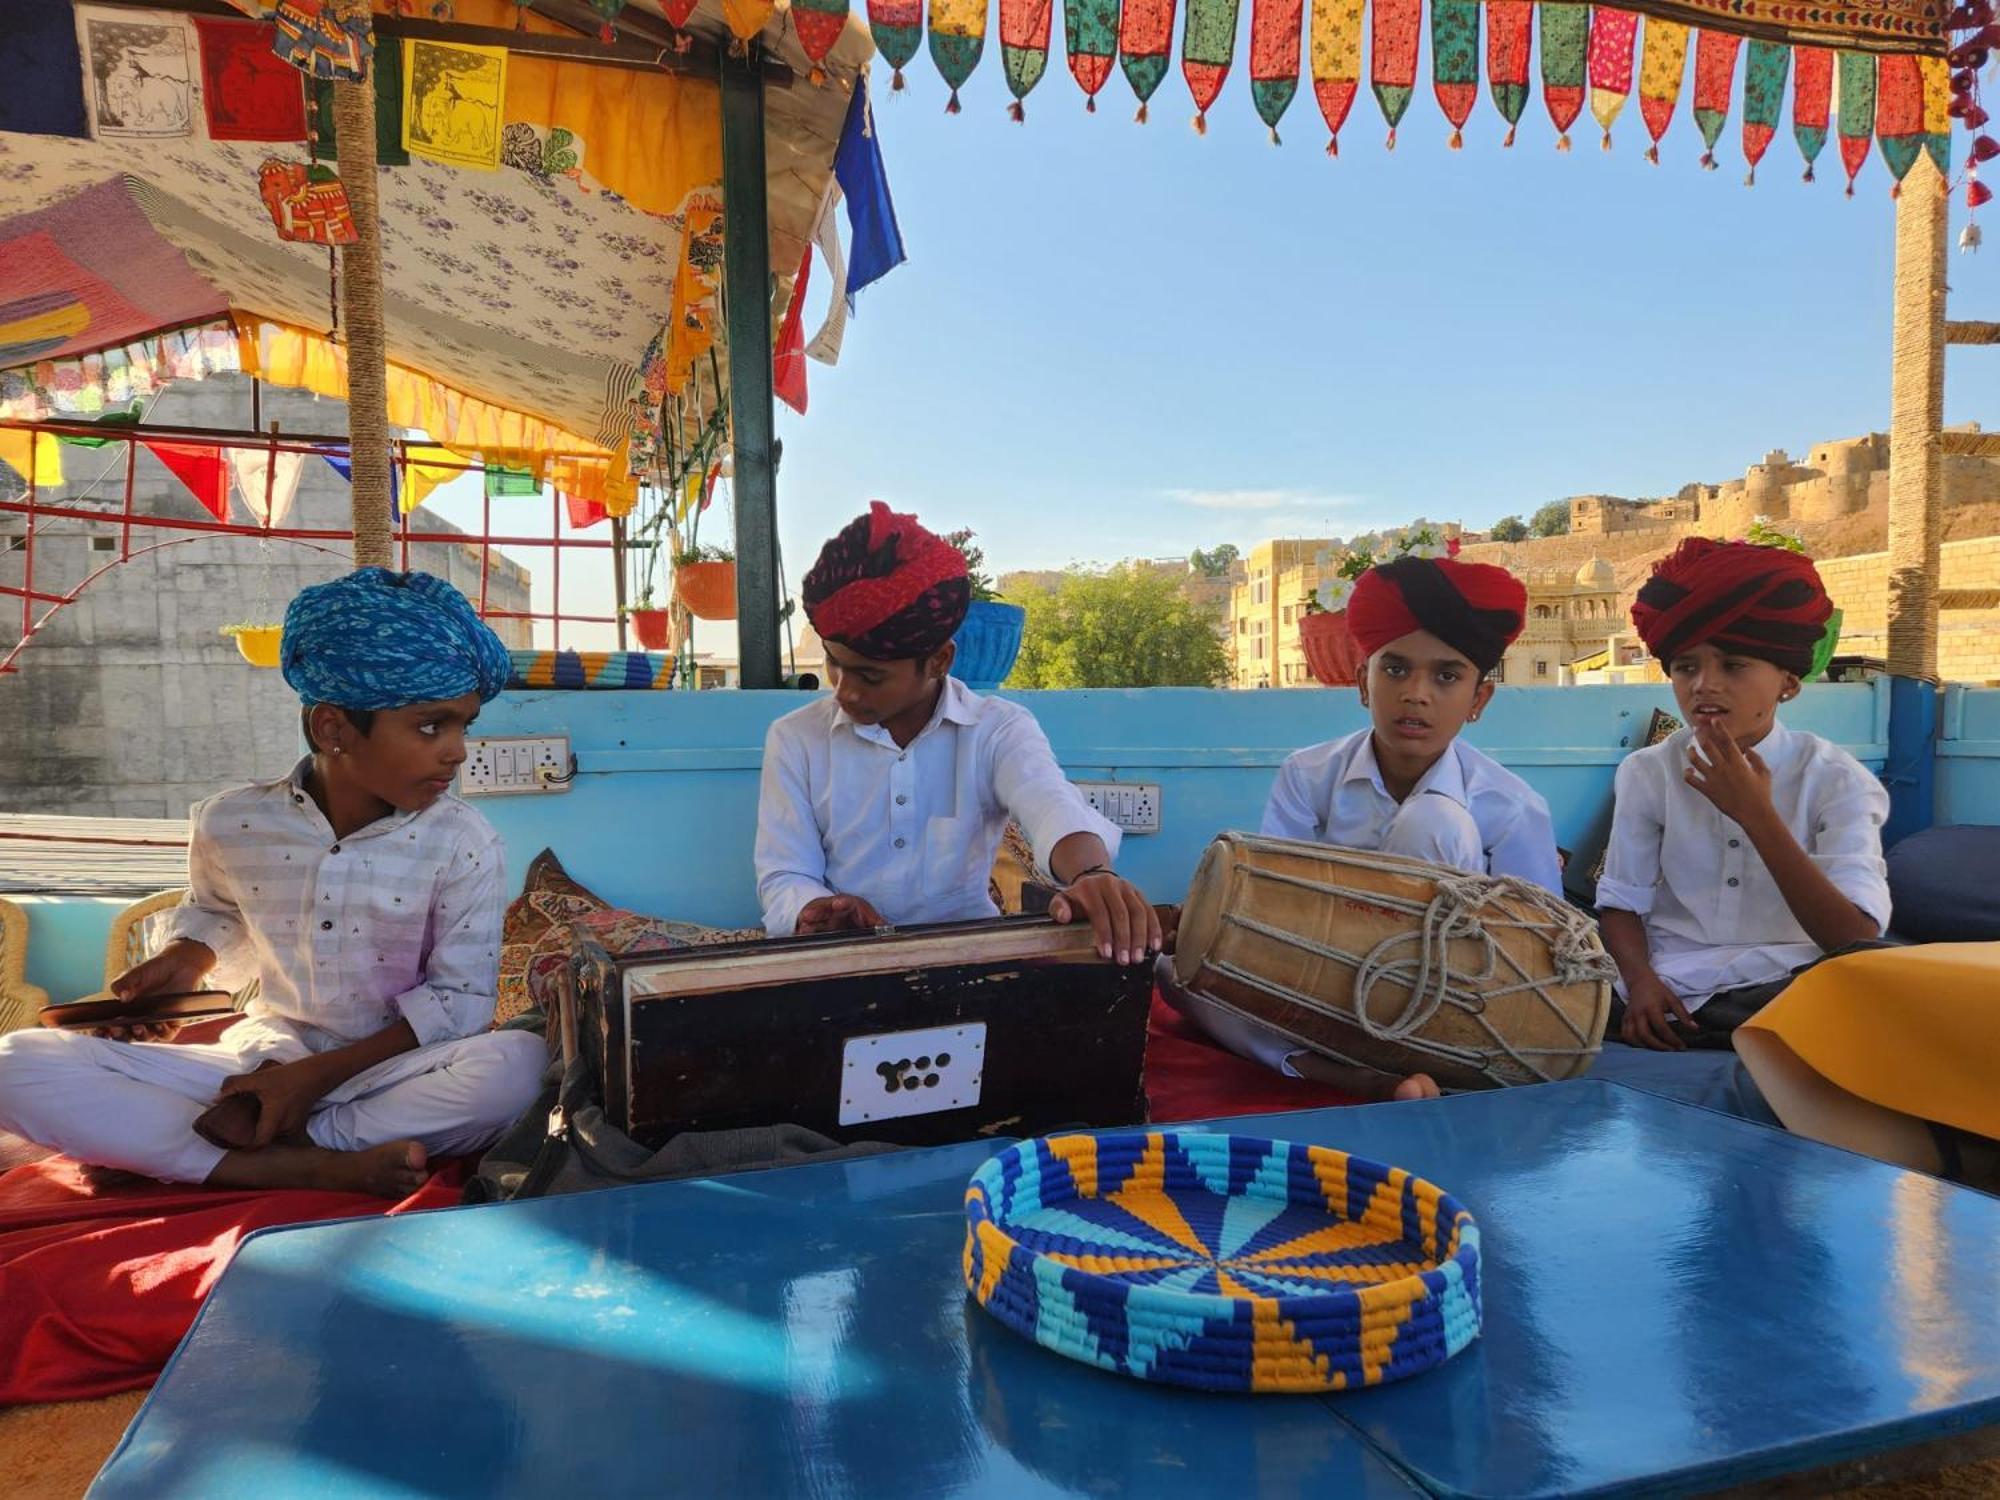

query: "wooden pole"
left=331, top=0, right=394, bottom=571
left=1886, top=154, right=1947, bottom=680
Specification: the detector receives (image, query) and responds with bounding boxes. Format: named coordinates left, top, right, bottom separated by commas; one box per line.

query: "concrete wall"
left=0, top=377, right=531, bottom=817
left=1816, top=536, right=2000, bottom=684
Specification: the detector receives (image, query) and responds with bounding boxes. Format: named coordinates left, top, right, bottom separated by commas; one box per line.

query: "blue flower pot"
left=950, top=601, right=1026, bottom=691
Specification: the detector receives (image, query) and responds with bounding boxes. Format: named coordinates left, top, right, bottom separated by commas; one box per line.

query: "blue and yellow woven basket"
left=963, top=1130, right=1481, bottom=1394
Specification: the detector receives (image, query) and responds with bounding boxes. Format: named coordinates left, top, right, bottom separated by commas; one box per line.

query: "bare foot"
left=1390, top=1073, right=1442, bottom=1102
left=1290, top=1052, right=1444, bottom=1102
left=206, top=1140, right=430, bottom=1198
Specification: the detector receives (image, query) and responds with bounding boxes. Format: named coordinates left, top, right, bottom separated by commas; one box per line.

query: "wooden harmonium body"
left=566, top=916, right=1153, bottom=1149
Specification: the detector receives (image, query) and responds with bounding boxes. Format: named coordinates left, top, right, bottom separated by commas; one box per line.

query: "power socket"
left=458, top=735, right=574, bottom=796
left=1074, top=780, right=1162, bottom=834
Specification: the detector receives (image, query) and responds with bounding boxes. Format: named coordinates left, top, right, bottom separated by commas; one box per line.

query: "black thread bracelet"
left=1064, top=864, right=1112, bottom=885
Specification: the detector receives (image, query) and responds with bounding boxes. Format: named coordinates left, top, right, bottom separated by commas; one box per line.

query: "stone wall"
left=1815, top=536, right=2000, bottom=684
left=0, top=376, right=532, bottom=818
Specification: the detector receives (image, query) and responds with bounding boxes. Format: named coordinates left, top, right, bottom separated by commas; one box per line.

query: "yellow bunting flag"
left=402, top=39, right=508, bottom=170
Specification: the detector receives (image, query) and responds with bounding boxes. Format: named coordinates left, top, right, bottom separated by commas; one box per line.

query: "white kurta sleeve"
left=1595, top=751, right=1665, bottom=916
left=390, top=822, right=506, bottom=1045
left=1487, top=794, right=1565, bottom=898
left=1260, top=753, right=1322, bottom=841
left=988, top=708, right=1121, bottom=875
left=755, top=718, right=834, bottom=937
left=1804, top=758, right=1894, bottom=934
left=160, top=796, right=259, bottom=991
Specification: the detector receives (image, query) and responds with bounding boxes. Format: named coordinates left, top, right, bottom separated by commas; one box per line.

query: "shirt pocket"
left=923, top=815, right=993, bottom=902
left=355, top=868, right=433, bottom=990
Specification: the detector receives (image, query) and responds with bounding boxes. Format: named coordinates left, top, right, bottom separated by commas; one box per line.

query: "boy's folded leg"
left=307, top=1029, right=548, bottom=1159
left=1380, top=795, right=1485, bottom=873
left=0, top=1028, right=232, bottom=1183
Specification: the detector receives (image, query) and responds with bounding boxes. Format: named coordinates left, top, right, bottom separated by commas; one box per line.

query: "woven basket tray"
left=963, top=1130, right=1481, bottom=1394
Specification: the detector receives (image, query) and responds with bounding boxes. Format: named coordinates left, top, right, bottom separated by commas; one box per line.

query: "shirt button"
left=321, top=920, right=333, bottom=930
left=1728, top=838, right=1740, bottom=848
left=894, top=837, right=906, bottom=849
left=1726, top=877, right=1740, bottom=888
left=330, top=844, right=341, bottom=854
left=898, top=752, right=907, bottom=762
left=895, top=794, right=908, bottom=805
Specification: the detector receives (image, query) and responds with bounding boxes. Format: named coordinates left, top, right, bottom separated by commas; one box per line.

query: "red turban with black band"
left=1630, top=538, right=1831, bottom=676
left=803, top=501, right=971, bottom=660
left=1346, top=556, right=1528, bottom=674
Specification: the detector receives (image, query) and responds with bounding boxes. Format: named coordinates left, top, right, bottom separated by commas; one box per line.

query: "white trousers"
left=1169, top=798, right=1487, bottom=1076
left=0, top=1018, right=547, bottom=1184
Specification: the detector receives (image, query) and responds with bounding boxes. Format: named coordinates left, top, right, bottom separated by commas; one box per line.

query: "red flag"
left=145, top=442, right=229, bottom=521
left=774, top=243, right=811, bottom=417
left=564, top=494, right=608, bottom=529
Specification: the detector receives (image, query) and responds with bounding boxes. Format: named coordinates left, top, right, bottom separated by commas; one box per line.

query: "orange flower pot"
left=676, top=560, right=737, bottom=621
left=629, top=608, right=672, bottom=651
left=1299, top=610, right=1366, bottom=687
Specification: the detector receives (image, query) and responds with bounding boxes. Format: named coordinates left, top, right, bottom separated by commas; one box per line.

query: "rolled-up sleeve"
left=391, top=822, right=506, bottom=1044
left=1260, top=754, right=1322, bottom=841
left=1595, top=753, right=1664, bottom=916
left=160, top=796, right=258, bottom=991
left=1807, top=761, right=1893, bottom=934
left=1488, top=796, right=1565, bottom=898
left=988, top=709, right=1120, bottom=874
left=755, top=717, right=834, bottom=937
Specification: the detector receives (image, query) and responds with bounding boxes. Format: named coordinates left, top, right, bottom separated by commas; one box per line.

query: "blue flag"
left=317, top=447, right=401, bottom=519
left=833, top=76, right=906, bottom=301
left=0, top=0, right=89, bottom=140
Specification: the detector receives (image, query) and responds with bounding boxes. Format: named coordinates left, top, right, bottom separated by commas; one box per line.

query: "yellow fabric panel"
left=1310, top=0, right=1365, bottom=85
left=402, top=444, right=465, bottom=513
left=1920, top=55, right=1950, bottom=136
left=721, top=0, right=777, bottom=41
left=0, top=429, right=63, bottom=488
left=1738, top=942, right=2000, bottom=1142
left=1639, top=19, right=1690, bottom=107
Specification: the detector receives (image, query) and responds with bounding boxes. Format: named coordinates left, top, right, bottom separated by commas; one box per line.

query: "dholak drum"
left=1173, top=832, right=1615, bottom=1090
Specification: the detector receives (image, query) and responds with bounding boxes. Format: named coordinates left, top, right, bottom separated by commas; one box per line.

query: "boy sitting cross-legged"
left=0, top=569, right=546, bottom=1196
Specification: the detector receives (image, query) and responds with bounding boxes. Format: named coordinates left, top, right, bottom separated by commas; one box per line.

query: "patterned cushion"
left=495, top=850, right=760, bottom=1024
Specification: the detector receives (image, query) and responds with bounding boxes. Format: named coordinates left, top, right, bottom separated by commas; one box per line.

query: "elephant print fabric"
left=76, top=8, right=196, bottom=141
left=401, top=39, right=508, bottom=171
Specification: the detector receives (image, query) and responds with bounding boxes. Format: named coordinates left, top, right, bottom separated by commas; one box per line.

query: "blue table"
left=92, top=1083, right=2000, bottom=1499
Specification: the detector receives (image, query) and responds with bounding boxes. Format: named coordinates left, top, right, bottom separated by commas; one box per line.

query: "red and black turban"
left=1346, top=556, right=1527, bottom=674
left=1630, top=538, right=1831, bottom=676
left=803, top=501, right=971, bottom=660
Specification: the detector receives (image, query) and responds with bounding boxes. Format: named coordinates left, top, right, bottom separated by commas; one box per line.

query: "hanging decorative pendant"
left=794, top=0, right=851, bottom=83
left=1692, top=29, right=1742, bottom=169
left=1487, top=0, right=1531, bottom=145
left=1120, top=0, right=1177, bottom=120
left=1370, top=0, right=1419, bottom=148
left=1793, top=46, right=1833, bottom=180
left=1309, top=0, right=1362, bottom=151
left=1001, top=0, right=1054, bottom=119
left=1835, top=50, right=1877, bottom=195
left=271, top=0, right=373, bottom=82
left=1064, top=0, right=1119, bottom=109
left=868, top=0, right=923, bottom=87
left=1877, top=52, right=1925, bottom=185
left=1431, top=0, right=1478, bottom=148
left=1539, top=2, right=1587, bottom=150
left=1741, top=40, right=1790, bottom=183
left=929, top=0, right=988, bottom=109
left=1638, top=16, right=1688, bottom=162
left=1251, top=0, right=1305, bottom=142
left=1922, top=54, right=1953, bottom=175
left=588, top=0, right=625, bottom=43
left=1182, top=0, right=1243, bottom=134
left=258, top=159, right=359, bottom=245
left=1589, top=9, right=1639, bottom=149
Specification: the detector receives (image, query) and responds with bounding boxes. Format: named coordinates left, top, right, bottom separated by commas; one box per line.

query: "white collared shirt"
left=1595, top=721, right=1891, bottom=1007
left=1260, top=728, right=1564, bottom=895
left=755, top=677, right=1120, bottom=936
left=161, top=759, right=506, bottom=1048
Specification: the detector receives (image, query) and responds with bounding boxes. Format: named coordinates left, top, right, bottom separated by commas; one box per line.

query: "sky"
left=423, top=48, right=2000, bottom=654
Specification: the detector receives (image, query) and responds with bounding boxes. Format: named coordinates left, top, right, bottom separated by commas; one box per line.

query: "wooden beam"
left=1943, top=320, right=2000, bottom=345
left=1937, top=588, right=2000, bottom=610
left=1939, top=430, right=2000, bottom=458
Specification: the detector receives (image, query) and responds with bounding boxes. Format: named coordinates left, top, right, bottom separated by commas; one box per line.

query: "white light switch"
left=457, top=736, right=574, bottom=796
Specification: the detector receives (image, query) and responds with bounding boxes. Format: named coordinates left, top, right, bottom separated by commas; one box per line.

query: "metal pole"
left=720, top=48, right=782, bottom=689
left=611, top=515, right=630, bottom=650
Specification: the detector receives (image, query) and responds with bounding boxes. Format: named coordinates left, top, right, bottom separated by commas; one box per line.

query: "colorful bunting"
left=76, top=5, right=196, bottom=141
left=485, top=465, right=540, bottom=498
left=271, top=0, right=372, bottom=83
left=833, top=78, right=908, bottom=298
left=1836, top=50, right=1877, bottom=194
left=587, top=0, right=626, bottom=44
left=1, top=0, right=90, bottom=141
left=0, top=430, right=64, bottom=491
left=1877, top=51, right=1924, bottom=183
left=1120, top=0, right=1177, bottom=121
left=1589, top=10, right=1639, bottom=149
left=145, top=442, right=229, bottom=522
left=401, top=444, right=462, bottom=514
left=401, top=38, right=506, bottom=170
left=1741, top=40, right=1790, bottom=182
left=1793, top=46, right=1833, bottom=179
left=1183, top=0, right=1243, bottom=133
left=1638, top=16, right=1689, bottom=162
left=1371, top=0, right=1421, bottom=147
left=1252, top=0, right=1306, bottom=141
left=195, top=16, right=308, bottom=142
left=226, top=447, right=305, bottom=527
left=1540, top=2, right=1587, bottom=149
left=793, top=0, right=850, bottom=85
left=930, top=0, right=987, bottom=112
left=1692, top=29, right=1741, bottom=168
left=1431, top=0, right=1479, bottom=149
left=1001, top=0, right=1054, bottom=119
left=1922, top=54, right=1951, bottom=176
left=1487, top=0, right=1532, bottom=145
left=258, top=159, right=359, bottom=244
left=868, top=0, right=923, bottom=89
left=1064, top=0, right=1120, bottom=109
left=311, top=36, right=406, bottom=165
left=721, top=0, right=778, bottom=47
left=663, top=0, right=700, bottom=30
left=775, top=244, right=812, bottom=414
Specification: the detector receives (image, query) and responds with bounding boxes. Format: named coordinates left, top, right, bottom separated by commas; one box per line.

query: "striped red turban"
left=1346, top=557, right=1527, bottom=674
left=803, top=502, right=970, bottom=660
left=1631, top=538, right=1831, bottom=676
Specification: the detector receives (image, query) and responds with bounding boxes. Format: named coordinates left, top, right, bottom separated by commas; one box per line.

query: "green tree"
left=1529, top=500, right=1571, bottom=538
left=1189, top=543, right=1241, bottom=577
left=1011, top=565, right=1229, bottom=688
left=1489, top=515, right=1528, bottom=542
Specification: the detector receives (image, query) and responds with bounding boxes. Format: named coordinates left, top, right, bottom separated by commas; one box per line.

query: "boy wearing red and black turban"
left=1598, top=538, right=1890, bottom=1052
left=756, top=502, right=1159, bottom=963
left=1167, top=553, right=1562, bottom=1101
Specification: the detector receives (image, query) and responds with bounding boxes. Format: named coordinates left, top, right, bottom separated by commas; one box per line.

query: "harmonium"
left=563, top=915, right=1155, bottom=1148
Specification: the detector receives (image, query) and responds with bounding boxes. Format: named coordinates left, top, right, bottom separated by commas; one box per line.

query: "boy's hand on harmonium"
left=96, top=938, right=217, bottom=1042
left=1621, top=976, right=1694, bottom=1051
left=796, top=894, right=888, bottom=934
left=1049, top=873, right=1162, bottom=967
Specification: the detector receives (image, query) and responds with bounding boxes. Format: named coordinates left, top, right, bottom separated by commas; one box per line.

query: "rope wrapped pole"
left=1886, top=153, right=1946, bottom=681
left=331, top=0, right=394, bottom=571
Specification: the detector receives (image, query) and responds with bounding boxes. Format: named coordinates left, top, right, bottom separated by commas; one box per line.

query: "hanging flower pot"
left=221, top=623, right=284, bottom=669
left=1299, top=610, right=1366, bottom=687
left=675, top=559, right=737, bottom=621
left=950, top=600, right=1027, bottom=691
left=628, top=607, right=672, bottom=652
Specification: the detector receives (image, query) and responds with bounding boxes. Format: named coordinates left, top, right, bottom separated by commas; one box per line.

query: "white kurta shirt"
left=161, top=759, right=506, bottom=1048
left=755, top=677, right=1120, bottom=936
left=1260, top=729, right=1565, bottom=896
left=1595, top=722, right=1891, bottom=1007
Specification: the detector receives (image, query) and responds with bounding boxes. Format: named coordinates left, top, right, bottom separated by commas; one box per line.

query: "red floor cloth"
left=0, top=1155, right=466, bottom=1405
left=1143, top=993, right=1361, bottom=1122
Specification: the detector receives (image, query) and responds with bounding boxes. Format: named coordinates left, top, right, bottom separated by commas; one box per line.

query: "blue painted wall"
left=1939, top=684, right=2000, bottom=829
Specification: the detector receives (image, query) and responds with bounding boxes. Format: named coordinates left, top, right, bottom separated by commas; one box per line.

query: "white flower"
left=1316, top=578, right=1356, bottom=612
left=1403, top=540, right=1444, bottom=559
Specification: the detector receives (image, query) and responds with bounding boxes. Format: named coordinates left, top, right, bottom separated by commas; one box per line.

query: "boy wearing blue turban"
left=0, top=570, right=545, bottom=1197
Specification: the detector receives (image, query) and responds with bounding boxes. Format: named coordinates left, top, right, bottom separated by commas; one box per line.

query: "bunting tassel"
left=893, top=67, right=907, bottom=89
left=1601, top=130, right=1612, bottom=149
left=1326, top=136, right=1339, bottom=155
left=1701, top=149, right=1716, bottom=168
left=1009, top=99, right=1025, bottom=121
left=1270, top=125, right=1282, bottom=144
left=1557, top=131, right=1571, bottom=151
left=1193, top=109, right=1208, bottom=133
left=1137, top=101, right=1149, bottom=122
left=1645, top=143, right=1659, bottom=163
left=810, top=64, right=829, bottom=85
left=1804, top=164, right=1815, bottom=181
left=1449, top=128, right=1462, bottom=148
left=1386, top=126, right=1398, bottom=148
left=946, top=88, right=962, bottom=113
left=1504, top=124, right=1517, bottom=147
left=1086, top=95, right=1097, bottom=112
left=1745, top=167, right=1757, bottom=185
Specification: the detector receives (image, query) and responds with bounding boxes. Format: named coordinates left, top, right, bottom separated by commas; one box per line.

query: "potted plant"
left=220, top=622, right=283, bottom=668
left=674, top=543, right=737, bottom=621
left=624, top=592, right=672, bottom=651
left=945, top=529, right=1025, bottom=691
left=1298, top=529, right=1461, bottom=687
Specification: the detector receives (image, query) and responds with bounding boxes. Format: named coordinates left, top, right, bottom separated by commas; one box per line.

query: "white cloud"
left=1167, top=487, right=1365, bottom=513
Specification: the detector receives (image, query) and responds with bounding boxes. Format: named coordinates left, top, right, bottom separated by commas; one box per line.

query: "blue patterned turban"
left=281, top=568, right=512, bottom=709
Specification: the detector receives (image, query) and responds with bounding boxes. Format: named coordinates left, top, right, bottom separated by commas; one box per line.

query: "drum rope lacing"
left=1217, top=857, right=1617, bottom=1082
